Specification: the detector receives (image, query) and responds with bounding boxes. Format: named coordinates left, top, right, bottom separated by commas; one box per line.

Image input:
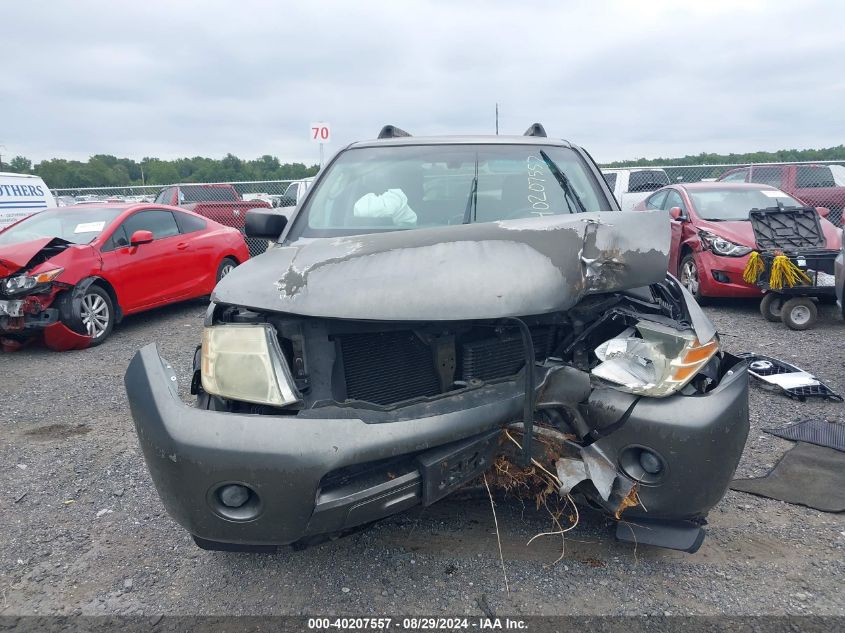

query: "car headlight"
left=699, top=231, right=752, bottom=257
left=0, top=268, right=63, bottom=295
left=201, top=323, right=301, bottom=407
left=591, top=320, right=719, bottom=397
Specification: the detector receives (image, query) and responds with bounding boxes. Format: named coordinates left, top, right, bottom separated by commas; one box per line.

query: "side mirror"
left=245, top=208, right=288, bottom=239
left=669, top=206, right=684, bottom=221
left=816, top=206, right=830, bottom=218
left=130, top=229, right=154, bottom=246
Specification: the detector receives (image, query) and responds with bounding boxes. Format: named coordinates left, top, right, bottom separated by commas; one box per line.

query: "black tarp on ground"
left=766, top=419, right=845, bottom=452
left=730, top=442, right=845, bottom=512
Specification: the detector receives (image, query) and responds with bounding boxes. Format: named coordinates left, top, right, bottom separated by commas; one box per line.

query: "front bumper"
left=126, top=344, right=749, bottom=547
left=696, top=251, right=762, bottom=298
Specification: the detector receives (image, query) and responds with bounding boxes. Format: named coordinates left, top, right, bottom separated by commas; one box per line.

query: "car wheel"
left=759, top=293, right=785, bottom=322
left=679, top=254, right=705, bottom=302
left=216, top=257, right=237, bottom=283
left=77, top=285, right=114, bottom=346
left=781, top=297, right=818, bottom=330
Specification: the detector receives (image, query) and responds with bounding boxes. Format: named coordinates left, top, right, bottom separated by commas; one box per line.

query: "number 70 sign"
left=310, top=122, right=331, bottom=143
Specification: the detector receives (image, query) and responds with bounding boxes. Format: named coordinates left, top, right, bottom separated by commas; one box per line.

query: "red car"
left=634, top=182, right=842, bottom=300
left=0, top=204, right=249, bottom=351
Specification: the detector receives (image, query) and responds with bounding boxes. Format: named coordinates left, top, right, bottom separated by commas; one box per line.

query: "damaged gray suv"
left=125, top=124, right=749, bottom=554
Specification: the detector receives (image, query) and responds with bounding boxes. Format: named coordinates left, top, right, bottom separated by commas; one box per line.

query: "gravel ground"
left=1, top=297, right=844, bottom=616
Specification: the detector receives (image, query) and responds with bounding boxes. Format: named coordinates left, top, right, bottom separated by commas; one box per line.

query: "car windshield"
left=0, top=207, right=124, bottom=245
left=286, top=144, right=610, bottom=239
left=688, top=188, right=803, bottom=221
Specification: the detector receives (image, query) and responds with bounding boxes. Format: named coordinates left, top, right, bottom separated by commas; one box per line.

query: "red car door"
left=99, top=209, right=185, bottom=312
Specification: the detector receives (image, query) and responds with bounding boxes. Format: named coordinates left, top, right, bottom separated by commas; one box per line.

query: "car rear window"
left=603, top=172, right=617, bottom=190
left=749, top=167, right=783, bottom=187
left=180, top=186, right=239, bottom=202
left=796, top=165, right=836, bottom=188
left=627, top=170, right=669, bottom=193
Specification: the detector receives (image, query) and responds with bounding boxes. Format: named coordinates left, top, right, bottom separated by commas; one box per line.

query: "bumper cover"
left=126, top=344, right=749, bottom=547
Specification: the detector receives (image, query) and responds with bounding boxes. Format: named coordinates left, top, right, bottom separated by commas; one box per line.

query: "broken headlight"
left=201, top=324, right=301, bottom=407
left=1, top=268, right=63, bottom=295
left=591, top=320, right=719, bottom=397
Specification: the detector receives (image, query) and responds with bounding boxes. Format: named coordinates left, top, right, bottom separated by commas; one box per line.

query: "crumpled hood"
left=0, top=237, right=58, bottom=278
left=213, top=211, right=671, bottom=321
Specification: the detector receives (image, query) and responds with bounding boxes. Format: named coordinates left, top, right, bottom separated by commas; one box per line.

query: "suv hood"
left=213, top=211, right=671, bottom=321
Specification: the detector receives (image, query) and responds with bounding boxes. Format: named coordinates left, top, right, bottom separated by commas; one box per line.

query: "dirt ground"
left=1, top=297, right=844, bottom=616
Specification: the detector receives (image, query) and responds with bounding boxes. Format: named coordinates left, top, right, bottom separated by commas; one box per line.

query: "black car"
left=125, top=125, right=750, bottom=553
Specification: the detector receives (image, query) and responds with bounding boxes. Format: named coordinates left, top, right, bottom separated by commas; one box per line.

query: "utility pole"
left=495, top=103, right=499, bottom=135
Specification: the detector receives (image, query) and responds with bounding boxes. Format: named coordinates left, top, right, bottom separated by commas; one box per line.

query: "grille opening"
left=336, top=326, right=554, bottom=407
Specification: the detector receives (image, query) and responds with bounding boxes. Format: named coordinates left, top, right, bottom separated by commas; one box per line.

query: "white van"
left=0, top=172, right=56, bottom=229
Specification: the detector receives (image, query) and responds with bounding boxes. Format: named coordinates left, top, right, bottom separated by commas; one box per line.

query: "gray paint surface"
left=213, top=211, right=670, bottom=321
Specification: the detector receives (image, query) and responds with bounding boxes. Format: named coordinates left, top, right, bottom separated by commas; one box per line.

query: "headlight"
left=201, top=323, right=301, bottom=407
left=591, top=320, right=719, bottom=397
left=699, top=231, right=752, bottom=257
left=1, top=268, right=63, bottom=295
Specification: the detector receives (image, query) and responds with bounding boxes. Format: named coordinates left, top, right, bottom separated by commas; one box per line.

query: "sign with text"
left=310, top=122, right=331, bottom=143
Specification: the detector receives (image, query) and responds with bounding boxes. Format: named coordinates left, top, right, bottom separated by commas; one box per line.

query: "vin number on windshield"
left=526, top=155, right=550, bottom=210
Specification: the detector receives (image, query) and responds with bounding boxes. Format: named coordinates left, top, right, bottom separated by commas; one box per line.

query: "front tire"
left=216, top=257, right=238, bottom=283
left=75, top=285, right=114, bottom=346
left=679, top=253, right=705, bottom=302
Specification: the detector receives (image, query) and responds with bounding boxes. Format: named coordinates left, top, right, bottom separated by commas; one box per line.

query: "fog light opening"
left=218, top=484, right=251, bottom=508
left=639, top=450, right=663, bottom=475
left=208, top=482, right=262, bottom=521
left=619, top=445, right=667, bottom=485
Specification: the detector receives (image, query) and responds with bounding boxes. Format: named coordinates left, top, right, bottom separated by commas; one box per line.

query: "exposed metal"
left=213, top=211, right=671, bottom=322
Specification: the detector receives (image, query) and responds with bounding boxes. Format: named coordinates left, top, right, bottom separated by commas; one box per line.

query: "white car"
left=0, top=172, right=56, bottom=229
left=278, top=177, right=314, bottom=208
left=601, top=168, right=670, bottom=212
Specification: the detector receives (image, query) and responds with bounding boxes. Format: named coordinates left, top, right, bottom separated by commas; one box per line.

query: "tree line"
left=604, top=145, right=845, bottom=168
left=3, top=145, right=844, bottom=189
left=1, top=154, right=320, bottom=189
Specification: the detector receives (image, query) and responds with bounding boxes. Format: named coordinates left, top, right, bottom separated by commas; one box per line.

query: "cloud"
left=1, top=0, right=843, bottom=165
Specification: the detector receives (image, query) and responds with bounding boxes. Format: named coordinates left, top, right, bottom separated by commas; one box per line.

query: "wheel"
left=781, top=297, right=818, bottom=330
left=216, top=257, right=237, bottom=283
left=76, top=285, right=114, bottom=346
left=679, top=254, right=705, bottom=302
left=759, top=293, right=785, bottom=322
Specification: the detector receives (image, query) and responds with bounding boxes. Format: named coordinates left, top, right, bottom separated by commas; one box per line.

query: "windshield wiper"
left=462, top=154, right=479, bottom=224
left=540, top=150, right=587, bottom=213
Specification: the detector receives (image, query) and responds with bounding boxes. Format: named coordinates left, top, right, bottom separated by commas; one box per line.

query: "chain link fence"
left=50, top=161, right=844, bottom=259
left=52, top=179, right=306, bottom=256
left=600, top=161, right=845, bottom=227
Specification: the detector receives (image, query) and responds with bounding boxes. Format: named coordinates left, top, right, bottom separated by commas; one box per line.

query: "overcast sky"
left=2, top=0, right=844, bottom=165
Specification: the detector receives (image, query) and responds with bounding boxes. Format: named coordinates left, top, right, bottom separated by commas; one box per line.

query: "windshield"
left=0, top=207, right=123, bottom=245
left=688, top=188, right=803, bottom=221
left=286, top=144, right=610, bottom=239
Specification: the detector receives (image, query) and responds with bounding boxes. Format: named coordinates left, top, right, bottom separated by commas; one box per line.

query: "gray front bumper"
left=125, top=344, right=749, bottom=547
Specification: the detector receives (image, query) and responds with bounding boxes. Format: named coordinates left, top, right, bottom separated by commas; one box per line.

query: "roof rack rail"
left=523, top=123, right=547, bottom=138
left=378, top=125, right=412, bottom=139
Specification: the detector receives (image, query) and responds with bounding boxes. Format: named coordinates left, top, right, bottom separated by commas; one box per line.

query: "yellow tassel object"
left=769, top=254, right=812, bottom=290
left=742, top=251, right=764, bottom=284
